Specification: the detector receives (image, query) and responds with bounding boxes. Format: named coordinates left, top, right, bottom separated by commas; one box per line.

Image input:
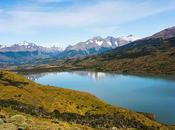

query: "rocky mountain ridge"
left=0, top=41, right=63, bottom=53
left=0, top=35, right=138, bottom=65
left=66, top=35, right=138, bottom=52
left=14, top=26, right=175, bottom=75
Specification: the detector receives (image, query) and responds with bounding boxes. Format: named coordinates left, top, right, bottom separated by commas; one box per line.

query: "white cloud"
left=0, top=0, right=175, bottom=34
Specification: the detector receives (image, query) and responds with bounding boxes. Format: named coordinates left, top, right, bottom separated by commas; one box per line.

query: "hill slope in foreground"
left=0, top=70, right=174, bottom=130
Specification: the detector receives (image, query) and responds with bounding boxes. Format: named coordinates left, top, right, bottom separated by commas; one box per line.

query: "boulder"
left=8, top=115, right=26, bottom=124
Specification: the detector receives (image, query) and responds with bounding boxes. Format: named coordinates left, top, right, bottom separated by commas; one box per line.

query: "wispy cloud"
left=0, top=0, right=175, bottom=34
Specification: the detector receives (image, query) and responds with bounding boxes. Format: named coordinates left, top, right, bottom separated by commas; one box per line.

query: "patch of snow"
left=85, top=41, right=89, bottom=44
left=95, top=40, right=103, bottom=46
left=89, top=40, right=93, bottom=43
left=18, top=41, right=30, bottom=46
left=119, top=35, right=139, bottom=42
left=115, top=41, right=119, bottom=46
left=0, top=45, right=6, bottom=48
left=107, top=41, right=112, bottom=46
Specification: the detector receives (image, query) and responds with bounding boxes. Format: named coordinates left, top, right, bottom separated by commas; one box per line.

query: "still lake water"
left=25, top=71, right=175, bottom=124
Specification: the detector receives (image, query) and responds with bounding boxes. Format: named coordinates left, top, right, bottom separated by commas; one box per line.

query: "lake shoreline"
left=23, top=70, right=175, bottom=125
left=13, top=66, right=175, bottom=81
left=1, top=70, right=173, bottom=130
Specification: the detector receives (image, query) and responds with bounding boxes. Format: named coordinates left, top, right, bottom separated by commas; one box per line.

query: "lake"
left=24, top=71, right=175, bottom=125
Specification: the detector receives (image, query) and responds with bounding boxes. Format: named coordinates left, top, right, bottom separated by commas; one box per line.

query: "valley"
left=0, top=0, right=175, bottom=129
left=0, top=27, right=175, bottom=130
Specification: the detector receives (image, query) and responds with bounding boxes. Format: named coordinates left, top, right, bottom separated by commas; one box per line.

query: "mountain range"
left=0, top=35, right=138, bottom=65
left=55, top=26, right=175, bottom=75
left=0, top=27, right=174, bottom=129
left=15, top=26, right=175, bottom=75
left=1, top=26, right=175, bottom=68
left=0, top=41, right=63, bottom=52
left=62, top=35, right=138, bottom=58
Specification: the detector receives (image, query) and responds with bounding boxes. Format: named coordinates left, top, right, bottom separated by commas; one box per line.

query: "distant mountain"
left=66, top=35, right=138, bottom=51
left=149, top=26, right=175, bottom=39
left=116, top=35, right=138, bottom=46
left=0, top=41, right=63, bottom=53
left=0, top=35, right=138, bottom=65
left=0, top=41, right=64, bottom=65
left=66, top=36, right=117, bottom=52
left=0, top=45, right=6, bottom=49
left=35, top=26, right=175, bottom=75
left=60, top=35, right=138, bottom=58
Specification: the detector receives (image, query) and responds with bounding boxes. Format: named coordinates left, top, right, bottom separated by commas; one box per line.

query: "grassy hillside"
left=0, top=70, right=173, bottom=130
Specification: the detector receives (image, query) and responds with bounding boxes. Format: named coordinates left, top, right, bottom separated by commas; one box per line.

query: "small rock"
left=0, top=112, right=6, bottom=119
left=0, top=118, right=4, bottom=125
left=8, top=115, right=26, bottom=124
left=112, top=127, right=118, bottom=130
left=0, top=123, right=18, bottom=130
left=18, top=122, right=28, bottom=130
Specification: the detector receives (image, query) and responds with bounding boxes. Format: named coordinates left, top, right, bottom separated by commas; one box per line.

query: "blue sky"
left=0, top=0, right=175, bottom=47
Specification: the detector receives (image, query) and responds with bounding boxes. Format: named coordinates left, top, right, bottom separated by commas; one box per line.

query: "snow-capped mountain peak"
left=95, top=40, right=103, bottom=46
left=18, top=41, right=31, bottom=46
left=88, top=36, right=104, bottom=46
left=50, top=45, right=64, bottom=52
left=105, top=36, right=118, bottom=47
left=0, top=45, right=4, bottom=48
left=118, top=35, right=138, bottom=42
left=116, top=35, right=138, bottom=46
left=17, top=41, right=37, bottom=48
left=0, top=34, right=139, bottom=60
left=0, top=41, right=63, bottom=53
left=65, top=35, right=139, bottom=53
